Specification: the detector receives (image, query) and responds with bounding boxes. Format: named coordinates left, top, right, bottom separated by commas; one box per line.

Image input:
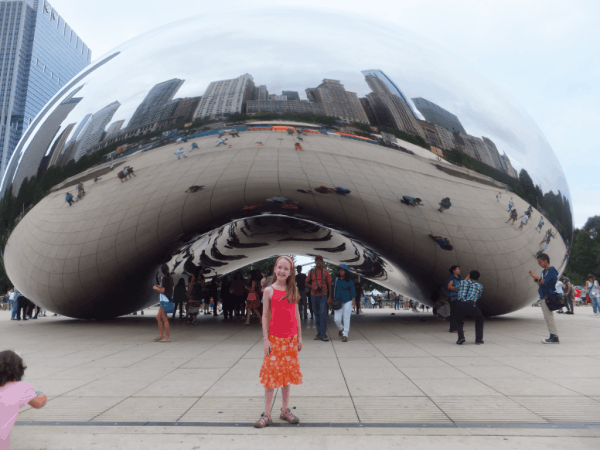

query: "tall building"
left=0, top=0, right=91, bottom=176
left=127, top=78, right=184, bottom=129
left=105, top=120, right=124, bottom=139
left=305, top=79, right=368, bottom=124
left=281, top=90, right=300, bottom=101
left=46, top=122, right=74, bottom=168
left=362, top=70, right=424, bottom=137
left=246, top=100, right=325, bottom=115
left=268, top=94, right=287, bottom=101
left=73, top=101, right=120, bottom=161
left=193, top=74, right=255, bottom=119
left=253, top=85, right=269, bottom=101
left=362, top=70, right=419, bottom=117
left=412, top=97, right=466, bottom=134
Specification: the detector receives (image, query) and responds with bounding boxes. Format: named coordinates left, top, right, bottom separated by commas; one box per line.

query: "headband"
left=276, top=255, right=295, bottom=270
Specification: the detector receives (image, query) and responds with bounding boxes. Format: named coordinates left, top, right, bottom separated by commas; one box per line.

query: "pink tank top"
left=269, top=287, right=298, bottom=338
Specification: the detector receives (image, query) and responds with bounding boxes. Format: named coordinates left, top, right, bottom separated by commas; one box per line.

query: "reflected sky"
left=6, top=7, right=570, bottom=202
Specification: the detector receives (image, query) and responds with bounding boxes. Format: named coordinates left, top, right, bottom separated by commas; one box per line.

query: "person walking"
left=529, top=253, right=560, bottom=343
left=332, top=264, right=356, bottom=342
left=496, top=192, right=501, bottom=205
left=394, top=292, right=400, bottom=310
left=255, top=256, right=302, bottom=428
left=561, top=274, right=574, bottom=314
left=216, top=137, right=227, bottom=147
left=8, top=289, right=18, bottom=321
left=295, top=265, right=308, bottom=320
left=585, top=274, right=600, bottom=316
left=65, top=192, right=74, bottom=206
left=507, top=197, right=514, bottom=212
left=186, top=269, right=204, bottom=324
left=244, top=270, right=262, bottom=325
left=172, top=278, right=187, bottom=320
left=153, top=264, right=173, bottom=342
left=536, top=216, right=544, bottom=232
left=0, top=350, right=48, bottom=448
left=305, top=255, right=332, bottom=341
left=354, top=280, right=363, bottom=315
left=505, top=208, right=518, bottom=224
left=454, top=270, right=484, bottom=345
left=516, top=212, right=529, bottom=230
left=447, top=265, right=462, bottom=332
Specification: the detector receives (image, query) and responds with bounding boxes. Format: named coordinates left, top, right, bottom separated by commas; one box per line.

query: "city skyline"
left=42, top=68, right=519, bottom=181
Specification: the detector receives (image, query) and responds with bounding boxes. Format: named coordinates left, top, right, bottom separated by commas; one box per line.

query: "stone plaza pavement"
left=3, top=305, right=600, bottom=449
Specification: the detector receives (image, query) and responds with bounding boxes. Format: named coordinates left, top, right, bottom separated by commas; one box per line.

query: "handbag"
left=331, top=278, right=343, bottom=311
left=159, top=293, right=175, bottom=313
left=545, top=293, right=564, bottom=312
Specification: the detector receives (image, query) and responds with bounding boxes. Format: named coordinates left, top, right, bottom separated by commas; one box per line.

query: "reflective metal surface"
left=2, top=8, right=572, bottom=319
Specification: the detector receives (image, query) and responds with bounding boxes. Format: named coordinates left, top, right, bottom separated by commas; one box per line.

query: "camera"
left=316, top=286, right=322, bottom=293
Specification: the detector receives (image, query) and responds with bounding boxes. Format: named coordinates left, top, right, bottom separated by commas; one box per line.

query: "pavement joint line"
left=14, top=421, right=600, bottom=429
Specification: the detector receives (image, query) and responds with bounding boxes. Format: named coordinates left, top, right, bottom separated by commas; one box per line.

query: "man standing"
left=529, top=253, right=560, bottom=344
left=295, top=265, right=308, bottom=320
left=306, top=255, right=332, bottom=341
left=562, top=274, right=574, bottom=314
left=447, top=265, right=462, bottom=333
left=454, top=270, right=485, bottom=345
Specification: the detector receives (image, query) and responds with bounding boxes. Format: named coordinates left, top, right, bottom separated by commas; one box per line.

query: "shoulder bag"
left=331, top=277, right=343, bottom=311
left=159, top=293, right=175, bottom=313
left=545, top=292, right=564, bottom=311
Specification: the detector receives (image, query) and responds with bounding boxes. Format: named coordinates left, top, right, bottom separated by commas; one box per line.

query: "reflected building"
left=46, top=122, right=75, bottom=168
left=247, top=99, right=324, bottom=115
left=362, top=70, right=424, bottom=138
left=253, top=85, right=269, bottom=101
left=73, top=101, right=120, bottom=161
left=0, top=0, right=91, bottom=176
left=281, top=91, right=300, bottom=101
left=412, top=97, right=467, bottom=134
left=193, top=74, right=255, bottom=119
left=306, top=79, right=368, bottom=124
left=105, top=120, right=125, bottom=140
left=127, top=78, right=184, bottom=129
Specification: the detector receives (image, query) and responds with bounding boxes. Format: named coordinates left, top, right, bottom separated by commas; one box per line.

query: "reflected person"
left=306, top=255, right=332, bottom=341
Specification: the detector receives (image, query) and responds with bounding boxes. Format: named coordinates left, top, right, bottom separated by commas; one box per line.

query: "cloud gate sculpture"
left=1, top=9, right=572, bottom=319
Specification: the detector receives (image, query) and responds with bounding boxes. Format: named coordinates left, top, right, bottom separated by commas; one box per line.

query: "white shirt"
left=555, top=281, right=564, bottom=294
left=521, top=215, right=528, bottom=224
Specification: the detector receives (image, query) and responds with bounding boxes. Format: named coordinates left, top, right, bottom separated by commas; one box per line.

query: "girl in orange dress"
left=254, top=256, right=303, bottom=428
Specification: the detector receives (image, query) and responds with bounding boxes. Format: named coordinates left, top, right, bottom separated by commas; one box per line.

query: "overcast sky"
left=48, top=0, right=599, bottom=228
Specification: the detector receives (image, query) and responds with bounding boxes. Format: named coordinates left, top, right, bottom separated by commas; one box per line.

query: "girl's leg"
left=245, top=307, right=251, bottom=324
left=281, top=384, right=290, bottom=411
left=265, top=388, right=275, bottom=417
left=156, top=308, right=164, bottom=338
left=161, top=311, right=170, bottom=338
left=253, top=308, right=261, bottom=319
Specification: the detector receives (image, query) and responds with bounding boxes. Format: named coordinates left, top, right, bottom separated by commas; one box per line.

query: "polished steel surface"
left=2, top=9, right=572, bottom=318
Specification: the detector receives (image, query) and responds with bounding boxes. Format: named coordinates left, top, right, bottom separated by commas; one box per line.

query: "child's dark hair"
left=0, top=350, right=26, bottom=386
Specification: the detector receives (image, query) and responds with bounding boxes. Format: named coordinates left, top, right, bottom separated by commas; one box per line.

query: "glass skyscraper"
left=0, top=0, right=91, bottom=176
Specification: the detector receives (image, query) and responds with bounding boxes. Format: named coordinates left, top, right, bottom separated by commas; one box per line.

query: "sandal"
left=253, top=412, right=273, bottom=428
left=159, top=338, right=171, bottom=342
left=153, top=337, right=163, bottom=342
left=280, top=408, right=299, bottom=424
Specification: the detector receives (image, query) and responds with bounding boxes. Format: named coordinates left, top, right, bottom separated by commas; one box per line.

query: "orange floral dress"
left=259, top=288, right=303, bottom=389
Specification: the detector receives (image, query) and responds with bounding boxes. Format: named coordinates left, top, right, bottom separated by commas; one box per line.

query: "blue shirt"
left=456, top=279, right=483, bottom=302
left=447, top=274, right=462, bottom=299
left=538, top=266, right=558, bottom=299
left=334, top=278, right=356, bottom=303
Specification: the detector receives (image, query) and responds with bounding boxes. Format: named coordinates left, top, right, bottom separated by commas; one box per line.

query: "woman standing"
left=333, top=264, right=356, bottom=342
left=354, top=279, right=363, bottom=315
left=172, top=278, right=187, bottom=320
left=254, top=256, right=303, bottom=428
left=186, top=269, right=204, bottom=325
left=153, top=264, right=173, bottom=342
left=244, top=270, right=262, bottom=325
left=231, top=272, right=247, bottom=318
left=585, top=274, right=600, bottom=316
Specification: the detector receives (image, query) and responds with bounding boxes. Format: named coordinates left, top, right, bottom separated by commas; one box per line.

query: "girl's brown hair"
left=0, top=350, right=26, bottom=386
left=272, top=255, right=300, bottom=304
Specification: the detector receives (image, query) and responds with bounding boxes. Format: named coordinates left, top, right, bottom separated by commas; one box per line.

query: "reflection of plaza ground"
left=5, top=307, right=600, bottom=448
left=5, top=131, right=568, bottom=318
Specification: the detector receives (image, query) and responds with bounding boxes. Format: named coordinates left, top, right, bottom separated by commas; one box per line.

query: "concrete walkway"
left=3, top=305, right=600, bottom=448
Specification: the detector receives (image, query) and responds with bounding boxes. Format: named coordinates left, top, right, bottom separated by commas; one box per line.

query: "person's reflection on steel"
left=438, top=197, right=452, bottom=213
